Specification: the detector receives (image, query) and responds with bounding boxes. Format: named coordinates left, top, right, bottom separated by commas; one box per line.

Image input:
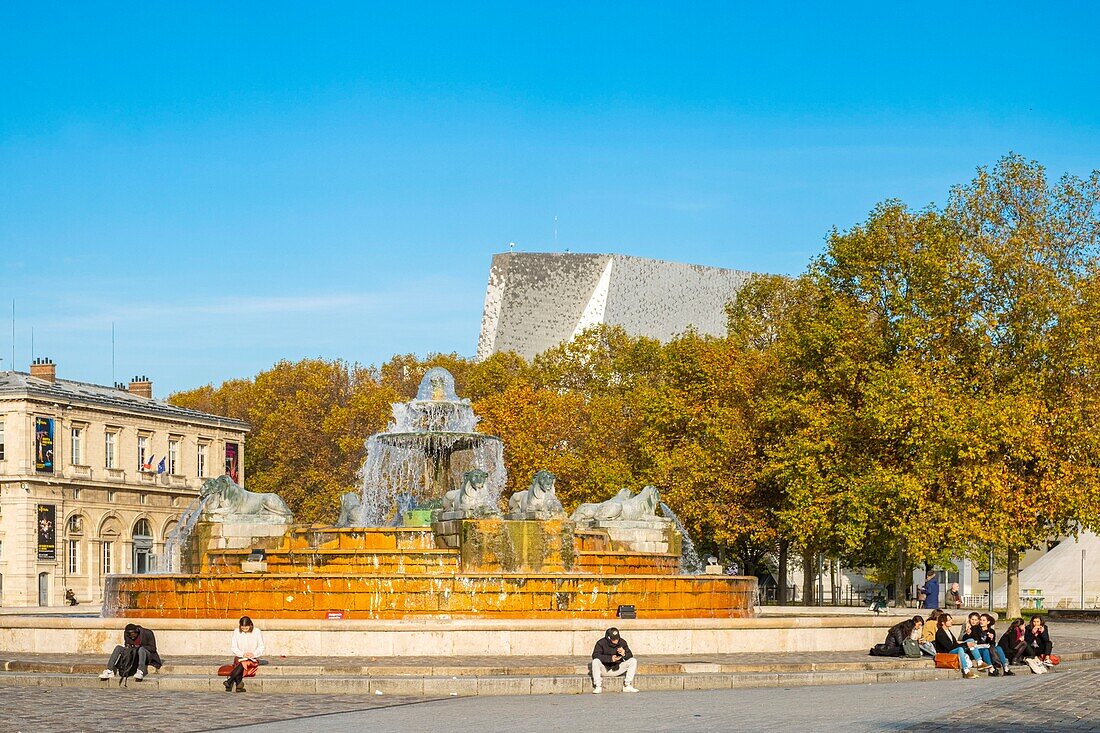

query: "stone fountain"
left=103, top=368, right=755, bottom=619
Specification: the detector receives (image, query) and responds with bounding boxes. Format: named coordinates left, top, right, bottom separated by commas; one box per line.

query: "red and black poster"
left=34, top=416, right=54, bottom=474
left=225, top=442, right=239, bottom=483
left=37, top=504, right=56, bottom=560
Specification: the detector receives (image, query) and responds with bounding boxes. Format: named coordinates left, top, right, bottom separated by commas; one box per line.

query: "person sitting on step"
left=960, top=612, right=995, bottom=673
left=1025, top=616, right=1055, bottom=667
left=919, top=609, right=943, bottom=656
left=997, top=618, right=1032, bottom=666
left=99, top=623, right=162, bottom=681
left=882, top=615, right=924, bottom=656
left=933, top=613, right=976, bottom=679
left=223, top=615, right=265, bottom=693
left=590, top=627, right=639, bottom=694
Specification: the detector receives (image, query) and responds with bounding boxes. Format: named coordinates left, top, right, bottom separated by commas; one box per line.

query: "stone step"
left=6, top=649, right=1098, bottom=678
left=3, top=657, right=1095, bottom=696
left=0, top=667, right=964, bottom=696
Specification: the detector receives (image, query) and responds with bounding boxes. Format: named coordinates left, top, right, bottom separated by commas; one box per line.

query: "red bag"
left=934, top=653, right=961, bottom=670
left=1048, top=654, right=1061, bottom=666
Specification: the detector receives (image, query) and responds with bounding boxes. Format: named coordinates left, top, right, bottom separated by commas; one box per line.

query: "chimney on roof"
left=128, top=375, right=153, bottom=399
left=30, top=357, right=56, bottom=382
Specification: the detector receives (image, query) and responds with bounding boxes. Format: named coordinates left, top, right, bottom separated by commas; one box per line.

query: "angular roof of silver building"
left=477, top=252, right=757, bottom=361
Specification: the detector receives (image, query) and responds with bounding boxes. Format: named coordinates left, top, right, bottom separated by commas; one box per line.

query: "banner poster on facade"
left=34, top=416, right=54, bottom=473
left=37, top=503, right=56, bottom=560
left=225, top=442, right=239, bottom=483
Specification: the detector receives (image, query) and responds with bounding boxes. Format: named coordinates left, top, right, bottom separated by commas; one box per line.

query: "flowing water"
left=659, top=501, right=703, bottom=574
left=352, top=367, right=507, bottom=525
left=159, top=493, right=211, bottom=573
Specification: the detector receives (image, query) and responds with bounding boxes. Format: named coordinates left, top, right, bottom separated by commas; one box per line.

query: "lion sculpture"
left=570, top=485, right=663, bottom=524
left=443, top=469, right=498, bottom=516
left=335, top=491, right=365, bottom=527
left=200, top=475, right=294, bottom=524
left=507, top=470, right=565, bottom=519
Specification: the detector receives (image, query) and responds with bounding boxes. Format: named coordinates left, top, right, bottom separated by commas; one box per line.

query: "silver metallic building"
left=477, top=252, right=756, bottom=361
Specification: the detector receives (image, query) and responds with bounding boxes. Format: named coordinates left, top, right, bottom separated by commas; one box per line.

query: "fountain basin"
left=103, top=572, right=755, bottom=619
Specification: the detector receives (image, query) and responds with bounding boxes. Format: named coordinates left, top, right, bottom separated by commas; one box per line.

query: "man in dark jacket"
left=99, top=623, right=163, bottom=681
left=590, top=627, right=638, bottom=693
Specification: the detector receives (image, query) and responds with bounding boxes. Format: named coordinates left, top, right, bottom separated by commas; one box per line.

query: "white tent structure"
left=992, top=531, right=1100, bottom=609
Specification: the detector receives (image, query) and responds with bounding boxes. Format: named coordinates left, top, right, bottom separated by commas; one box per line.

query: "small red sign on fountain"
left=326, top=611, right=345, bottom=620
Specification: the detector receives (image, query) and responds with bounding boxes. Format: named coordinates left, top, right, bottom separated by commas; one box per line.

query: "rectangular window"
left=139, top=493, right=147, bottom=505
left=168, top=438, right=179, bottom=475
left=0, top=420, right=5, bottom=460
left=196, top=443, right=208, bottom=478
left=104, top=431, right=117, bottom=469
left=101, top=541, right=113, bottom=575
left=137, top=435, right=149, bottom=470
left=71, top=427, right=83, bottom=465
left=67, top=540, right=79, bottom=574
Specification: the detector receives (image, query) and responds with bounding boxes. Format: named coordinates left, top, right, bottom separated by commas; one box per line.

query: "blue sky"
left=2, top=2, right=1098, bottom=394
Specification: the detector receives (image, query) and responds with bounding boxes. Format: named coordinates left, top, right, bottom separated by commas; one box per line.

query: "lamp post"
left=1083, top=549, right=1087, bottom=610
left=988, top=547, right=995, bottom=612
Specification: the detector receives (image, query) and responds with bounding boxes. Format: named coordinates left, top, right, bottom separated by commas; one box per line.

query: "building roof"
left=477, top=251, right=759, bottom=361
left=0, top=371, right=250, bottom=432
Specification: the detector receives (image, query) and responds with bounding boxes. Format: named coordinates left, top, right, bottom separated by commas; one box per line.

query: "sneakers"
left=1042, top=658, right=1055, bottom=668
left=1004, top=668, right=1015, bottom=676
left=963, top=669, right=976, bottom=679
left=224, top=679, right=234, bottom=693
left=592, top=686, right=602, bottom=694
left=623, top=684, right=640, bottom=693
left=134, top=670, right=145, bottom=681
left=234, top=684, right=246, bottom=693
left=98, top=669, right=114, bottom=680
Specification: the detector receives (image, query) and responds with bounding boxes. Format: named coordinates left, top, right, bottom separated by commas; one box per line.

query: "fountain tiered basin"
left=104, top=368, right=756, bottom=619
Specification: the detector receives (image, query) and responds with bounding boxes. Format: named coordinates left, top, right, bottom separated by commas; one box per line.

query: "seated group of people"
left=881, top=610, right=1055, bottom=678
left=99, top=616, right=265, bottom=692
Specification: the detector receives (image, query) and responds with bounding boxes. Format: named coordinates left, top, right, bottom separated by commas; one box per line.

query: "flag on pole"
left=157, top=457, right=166, bottom=474
left=141, top=455, right=156, bottom=473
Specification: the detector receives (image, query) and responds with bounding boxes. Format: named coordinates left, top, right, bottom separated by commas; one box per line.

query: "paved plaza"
left=1, top=665, right=1097, bottom=733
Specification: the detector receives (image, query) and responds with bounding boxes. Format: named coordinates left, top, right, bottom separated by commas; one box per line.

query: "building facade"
left=0, top=359, right=248, bottom=607
left=477, top=252, right=757, bottom=361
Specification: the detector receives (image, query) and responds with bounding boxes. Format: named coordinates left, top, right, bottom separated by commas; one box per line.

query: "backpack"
left=901, top=638, right=922, bottom=659
left=869, top=643, right=897, bottom=657
left=112, top=646, right=140, bottom=685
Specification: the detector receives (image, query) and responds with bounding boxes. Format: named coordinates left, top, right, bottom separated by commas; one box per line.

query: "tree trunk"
left=777, top=539, right=789, bottom=605
left=893, top=543, right=908, bottom=607
left=802, top=550, right=816, bottom=606
left=1006, top=547, right=1021, bottom=619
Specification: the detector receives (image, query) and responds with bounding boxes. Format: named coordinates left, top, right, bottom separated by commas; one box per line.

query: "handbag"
left=1025, top=657, right=1047, bottom=674
left=901, top=639, right=922, bottom=659
left=1048, top=654, right=1060, bottom=666
left=934, top=653, right=961, bottom=670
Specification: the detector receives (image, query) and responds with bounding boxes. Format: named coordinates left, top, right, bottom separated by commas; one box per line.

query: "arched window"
left=67, top=515, right=84, bottom=536
left=132, top=519, right=154, bottom=574
left=133, top=519, right=152, bottom=539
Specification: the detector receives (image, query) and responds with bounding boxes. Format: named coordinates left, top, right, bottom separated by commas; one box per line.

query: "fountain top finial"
left=416, top=367, right=461, bottom=402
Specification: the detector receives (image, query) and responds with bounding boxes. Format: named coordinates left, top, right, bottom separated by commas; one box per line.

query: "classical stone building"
left=0, top=359, right=248, bottom=607
left=477, top=252, right=757, bottom=361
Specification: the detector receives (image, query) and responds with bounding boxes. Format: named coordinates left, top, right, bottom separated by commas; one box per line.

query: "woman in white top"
left=224, top=615, right=265, bottom=692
